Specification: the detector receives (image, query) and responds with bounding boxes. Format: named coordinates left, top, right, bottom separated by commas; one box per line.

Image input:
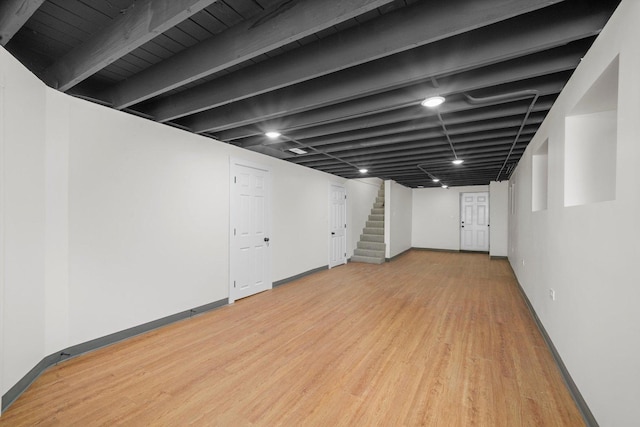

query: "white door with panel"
left=329, top=184, right=347, bottom=268
left=460, top=192, right=490, bottom=252
left=230, top=160, right=271, bottom=303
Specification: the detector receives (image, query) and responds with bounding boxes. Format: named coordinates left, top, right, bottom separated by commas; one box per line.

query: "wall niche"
left=564, top=57, right=619, bottom=207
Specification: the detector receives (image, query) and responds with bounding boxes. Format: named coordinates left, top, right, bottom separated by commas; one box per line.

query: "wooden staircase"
left=351, top=183, right=386, bottom=264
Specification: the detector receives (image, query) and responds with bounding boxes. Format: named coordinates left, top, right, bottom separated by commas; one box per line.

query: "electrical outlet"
left=549, top=288, right=556, bottom=301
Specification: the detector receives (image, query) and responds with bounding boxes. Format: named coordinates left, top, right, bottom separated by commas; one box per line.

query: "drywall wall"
left=66, top=96, right=350, bottom=346
left=508, top=1, right=640, bottom=424
left=386, top=181, right=412, bottom=258
left=0, top=48, right=47, bottom=395
left=346, top=178, right=382, bottom=258
left=1, top=43, right=359, bottom=397
left=411, top=185, right=489, bottom=251
left=489, top=181, right=508, bottom=257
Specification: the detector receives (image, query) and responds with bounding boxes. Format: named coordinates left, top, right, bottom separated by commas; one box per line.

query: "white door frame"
left=328, top=183, right=347, bottom=268
left=460, top=191, right=490, bottom=252
left=0, top=70, right=5, bottom=395
left=229, top=157, right=272, bottom=304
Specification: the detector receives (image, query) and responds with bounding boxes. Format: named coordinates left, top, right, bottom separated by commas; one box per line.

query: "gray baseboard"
left=490, top=255, right=508, bottom=260
left=273, top=265, right=328, bottom=287
left=511, top=273, right=599, bottom=427
left=385, top=248, right=411, bottom=262
left=1, top=298, right=227, bottom=414
left=411, top=247, right=460, bottom=253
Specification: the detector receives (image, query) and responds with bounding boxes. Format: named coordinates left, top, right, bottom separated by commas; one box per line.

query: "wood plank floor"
left=0, top=251, right=584, bottom=426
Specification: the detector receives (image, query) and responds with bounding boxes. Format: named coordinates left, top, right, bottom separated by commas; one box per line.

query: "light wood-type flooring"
left=0, top=250, right=584, bottom=426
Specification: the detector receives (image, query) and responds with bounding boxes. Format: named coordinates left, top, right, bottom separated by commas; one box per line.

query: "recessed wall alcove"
left=564, top=57, right=619, bottom=207
left=532, top=139, right=549, bottom=212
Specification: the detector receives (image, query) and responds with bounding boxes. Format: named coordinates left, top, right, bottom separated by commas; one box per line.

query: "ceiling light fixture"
left=265, top=131, right=281, bottom=139
left=359, top=168, right=368, bottom=174
left=452, top=159, right=464, bottom=165
left=432, top=178, right=440, bottom=182
left=441, top=184, right=449, bottom=189
left=288, top=147, right=307, bottom=155
left=421, top=96, right=445, bottom=108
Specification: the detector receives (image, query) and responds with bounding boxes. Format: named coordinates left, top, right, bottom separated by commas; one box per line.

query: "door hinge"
left=234, top=176, right=237, bottom=183
left=344, top=224, right=346, bottom=228
left=344, top=195, right=347, bottom=199
left=234, top=228, right=236, bottom=236
left=234, top=280, right=236, bottom=288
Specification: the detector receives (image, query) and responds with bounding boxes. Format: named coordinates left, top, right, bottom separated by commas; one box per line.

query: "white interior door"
left=230, top=159, right=271, bottom=303
left=460, top=192, right=490, bottom=252
left=329, top=184, right=347, bottom=268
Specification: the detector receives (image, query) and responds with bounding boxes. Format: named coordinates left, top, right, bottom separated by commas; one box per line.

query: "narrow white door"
left=460, top=192, right=490, bottom=252
left=230, top=160, right=271, bottom=303
left=329, top=184, right=347, bottom=268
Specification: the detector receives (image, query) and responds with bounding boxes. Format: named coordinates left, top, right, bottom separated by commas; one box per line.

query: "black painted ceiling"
left=1, top=0, right=620, bottom=187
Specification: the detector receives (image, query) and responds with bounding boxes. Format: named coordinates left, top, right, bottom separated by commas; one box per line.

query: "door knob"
left=264, top=237, right=270, bottom=242
left=331, top=232, right=335, bottom=235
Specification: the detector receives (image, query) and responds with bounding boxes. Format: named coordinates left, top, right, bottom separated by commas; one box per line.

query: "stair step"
left=373, top=202, right=384, bottom=208
left=363, top=227, right=384, bottom=235
left=351, top=255, right=385, bottom=265
left=371, top=208, right=384, bottom=215
left=366, top=220, right=384, bottom=228
left=361, top=234, right=384, bottom=243
left=378, top=189, right=385, bottom=197
left=357, top=241, right=386, bottom=251
left=368, top=214, right=384, bottom=221
left=354, top=248, right=385, bottom=258
left=376, top=196, right=385, bottom=203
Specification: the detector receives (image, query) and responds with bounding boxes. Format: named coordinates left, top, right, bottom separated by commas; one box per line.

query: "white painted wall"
left=411, top=185, right=488, bottom=251
left=346, top=178, right=382, bottom=258
left=489, top=181, right=508, bottom=257
left=386, top=181, right=412, bottom=258
left=1, top=45, right=355, bottom=395
left=0, top=48, right=47, bottom=395
left=509, top=1, right=640, bottom=424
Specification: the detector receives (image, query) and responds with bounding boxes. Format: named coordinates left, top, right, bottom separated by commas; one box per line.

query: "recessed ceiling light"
left=418, top=185, right=424, bottom=188
left=265, top=131, right=281, bottom=138
left=288, top=147, right=307, bottom=154
left=452, top=159, right=464, bottom=165
left=432, top=178, right=440, bottom=182
left=359, top=168, right=368, bottom=174
left=441, top=184, right=449, bottom=189
left=421, top=96, right=445, bottom=108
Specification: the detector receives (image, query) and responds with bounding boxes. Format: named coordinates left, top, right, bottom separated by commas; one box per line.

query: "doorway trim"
left=328, top=183, right=347, bottom=268
left=460, top=191, right=490, bottom=252
left=229, top=157, right=272, bottom=304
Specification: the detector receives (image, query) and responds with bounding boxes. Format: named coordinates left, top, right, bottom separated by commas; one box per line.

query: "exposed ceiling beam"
left=284, top=100, right=554, bottom=148
left=147, top=0, right=565, bottom=122
left=290, top=121, right=543, bottom=161
left=189, top=5, right=608, bottom=134
left=104, top=0, right=398, bottom=109
left=291, top=133, right=536, bottom=167
left=233, top=52, right=576, bottom=149
left=0, top=0, right=44, bottom=46
left=42, top=0, right=220, bottom=91
left=216, top=93, right=557, bottom=142
left=237, top=53, right=578, bottom=150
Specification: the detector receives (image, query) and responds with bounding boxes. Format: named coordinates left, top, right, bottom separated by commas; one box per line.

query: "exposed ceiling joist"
left=104, top=0, right=398, bottom=109
left=147, top=0, right=565, bottom=122
left=234, top=46, right=583, bottom=149
left=5, top=0, right=621, bottom=187
left=0, top=0, right=44, bottom=46
left=274, top=100, right=555, bottom=149
left=42, top=0, right=220, bottom=91
left=196, top=4, right=608, bottom=135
